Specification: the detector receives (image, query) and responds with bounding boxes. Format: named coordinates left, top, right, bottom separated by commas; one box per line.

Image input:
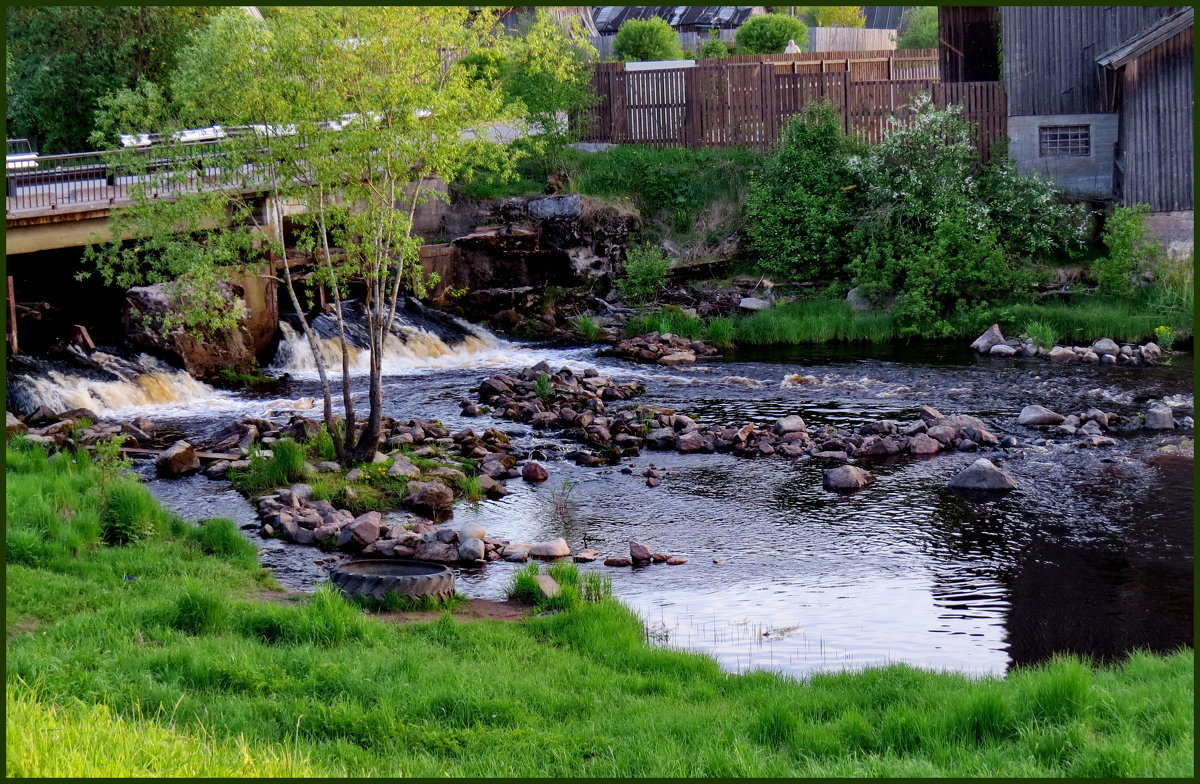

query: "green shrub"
left=573, top=315, right=603, bottom=342
left=625, top=305, right=702, bottom=340
left=617, top=244, right=673, bottom=304
left=230, top=438, right=307, bottom=494
left=613, top=17, right=683, bottom=62
left=735, top=14, right=807, bottom=54
left=1023, top=320, right=1058, bottom=350
left=703, top=317, right=735, bottom=349
left=309, top=427, right=336, bottom=462
left=698, top=30, right=729, bottom=59
left=746, top=102, right=860, bottom=281
left=169, top=581, right=229, bottom=635
left=101, top=480, right=165, bottom=546
left=185, top=518, right=258, bottom=570
left=896, top=6, right=938, bottom=49
left=1153, top=325, right=1175, bottom=351
left=1095, top=204, right=1160, bottom=295
left=506, top=563, right=543, bottom=604
left=534, top=372, right=553, bottom=401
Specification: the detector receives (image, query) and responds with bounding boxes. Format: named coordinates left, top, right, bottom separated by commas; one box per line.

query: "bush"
left=185, top=517, right=258, bottom=570
left=308, top=427, right=336, bottom=462
left=746, top=102, right=860, bottom=281
left=698, top=30, right=728, bottom=59
left=735, top=15, right=807, bottom=54
left=617, top=244, right=673, bottom=305
left=230, top=438, right=308, bottom=494
left=1023, top=320, right=1058, bottom=350
left=573, top=315, right=603, bottom=342
left=613, top=17, right=683, bottom=62
left=169, top=581, right=229, bottom=635
left=1095, top=204, right=1159, bottom=296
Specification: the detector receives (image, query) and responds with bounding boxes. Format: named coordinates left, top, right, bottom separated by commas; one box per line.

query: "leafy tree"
left=746, top=102, right=860, bottom=281
left=84, top=7, right=582, bottom=463
left=897, top=6, right=939, bottom=50
left=735, top=15, right=808, bottom=55
left=5, top=6, right=213, bottom=152
left=613, top=17, right=684, bottom=62
left=810, top=7, right=866, bottom=28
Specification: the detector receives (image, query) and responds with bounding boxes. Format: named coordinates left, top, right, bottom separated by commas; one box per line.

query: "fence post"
left=842, top=73, right=851, bottom=135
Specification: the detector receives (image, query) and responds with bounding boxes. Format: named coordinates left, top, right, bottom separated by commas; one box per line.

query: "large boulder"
left=1091, top=338, right=1120, bottom=356
left=521, top=462, right=549, bottom=482
left=773, top=415, right=806, bottom=435
left=458, top=537, right=486, bottom=562
left=528, top=538, right=571, bottom=559
left=404, top=481, right=455, bottom=515
left=907, top=432, right=941, bottom=455
left=124, top=281, right=266, bottom=377
left=1017, top=405, right=1066, bottom=426
left=970, top=324, right=1006, bottom=353
left=155, top=440, right=200, bottom=477
left=349, top=512, right=382, bottom=547
left=822, top=465, right=875, bottom=491
left=948, top=459, right=1018, bottom=492
left=1144, top=406, right=1175, bottom=430
left=7, top=411, right=28, bottom=437
left=738, top=297, right=772, bottom=312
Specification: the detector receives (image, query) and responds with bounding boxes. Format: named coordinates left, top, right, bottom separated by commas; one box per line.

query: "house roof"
left=1096, top=6, right=1193, bottom=69
left=863, top=6, right=908, bottom=30
left=592, top=7, right=758, bottom=34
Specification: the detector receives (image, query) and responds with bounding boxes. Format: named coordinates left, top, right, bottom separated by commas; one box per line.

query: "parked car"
left=5, top=138, right=39, bottom=171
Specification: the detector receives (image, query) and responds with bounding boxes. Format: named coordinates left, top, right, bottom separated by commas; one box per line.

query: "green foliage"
left=102, top=480, right=167, bottom=546
left=698, top=30, right=729, bottom=59
left=1154, top=325, right=1175, bottom=351
left=736, top=15, right=808, bottom=54
left=349, top=592, right=469, bottom=614
left=184, top=518, right=258, bottom=571
left=704, top=318, right=736, bottom=349
left=169, top=581, right=230, bottom=635
left=617, top=245, right=673, bottom=305
left=746, top=103, right=861, bottom=281
left=573, top=315, right=603, bottom=342
left=735, top=298, right=896, bottom=344
left=534, top=372, right=554, bottom=401
left=506, top=562, right=544, bottom=604
left=613, top=17, right=684, bottom=62
left=847, top=96, right=1086, bottom=335
left=229, top=439, right=307, bottom=495
left=1095, top=204, right=1160, bottom=296
left=452, top=474, right=484, bottom=502
left=308, top=427, right=337, bottom=463
left=897, top=6, right=938, bottom=50
left=977, top=144, right=1089, bottom=262
left=1023, top=320, right=1059, bottom=351
left=809, top=7, right=866, bottom=28
left=92, top=434, right=132, bottom=487
left=5, top=6, right=212, bottom=152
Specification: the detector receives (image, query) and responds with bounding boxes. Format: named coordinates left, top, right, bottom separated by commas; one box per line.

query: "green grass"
left=735, top=299, right=897, bottom=345
left=6, top=439, right=1194, bottom=777
left=573, top=315, right=603, bottom=343
left=1023, top=320, right=1059, bottom=351
left=228, top=438, right=308, bottom=495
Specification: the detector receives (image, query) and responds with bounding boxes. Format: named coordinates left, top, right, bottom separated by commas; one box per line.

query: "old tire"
left=329, top=559, right=456, bottom=602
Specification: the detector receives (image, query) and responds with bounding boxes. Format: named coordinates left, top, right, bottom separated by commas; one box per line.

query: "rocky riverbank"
left=970, top=324, right=1170, bottom=365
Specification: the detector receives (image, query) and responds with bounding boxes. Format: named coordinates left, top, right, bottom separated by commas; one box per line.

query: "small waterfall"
left=269, top=299, right=522, bottom=377
left=6, top=350, right=219, bottom=416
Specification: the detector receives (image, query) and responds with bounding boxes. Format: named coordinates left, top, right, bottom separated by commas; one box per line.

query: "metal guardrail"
left=5, top=141, right=228, bottom=214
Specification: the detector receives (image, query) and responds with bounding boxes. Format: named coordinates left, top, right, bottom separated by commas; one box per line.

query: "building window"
left=1039, top=125, right=1091, bottom=157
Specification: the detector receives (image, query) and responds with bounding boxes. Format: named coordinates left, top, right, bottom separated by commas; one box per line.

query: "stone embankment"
left=602, top=332, right=721, bottom=366
left=970, top=324, right=1169, bottom=365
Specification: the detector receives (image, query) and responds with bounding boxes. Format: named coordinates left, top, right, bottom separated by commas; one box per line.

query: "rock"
left=629, top=539, right=653, bottom=562
left=676, top=431, right=708, bottom=453
left=845, top=286, right=871, bottom=312
left=657, top=351, right=697, bottom=367
left=822, top=465, right=875, bottom=490
left=646, top=477, right=661, bottom=487
left=773, top=415, right=806, bottom=435
left=529, top=538, right=571, bottom=559
left=350, top=512, right=382, bottom=546
left=527, top=193, right=581, bottom=220
left=666, top=556, right=688, bottom=565
left=738, top=297, right=772, bottom=312
left=315, top=460, right=342, bottom=473
left=204, top=460, right=232, bottom=478
left=459, top=522, right=487, bottom=541
left=1017, top=405, right=1066, bottom=426
left=413, top=541, right=458, bottom=562
left=1092, top=338, right=1120, bottom=356
left=573, top=549, right=600, bottom=563
left=345, top=468, right=364, bottom=482
left=1145, top=406, right=1175, bottom=430
left=458, top=537, right=486, bottom=562
left=989, top=344, right=1017, bottom=357
left=970, top=324, right=1006, bottom=353
left=387, top=458, right=420, bottom=478
left=7, top=412, right=28, bottom=437
left=1140, top=342, right=1164, bottom=363
left=604, top=557, right=632, bottom=567
left=532, top=574, right=561, bottom=598
left=1048, top=346, right=1077, bottom=363
left=521, top=462, right=549, bottom=482
left=948, top=458, right=1018, bottom=491
left=908, top=432, right=941, bottom=454
left=404, top=481, right=455, bottom=515
left=155, top=440, right=201, bottom=477
left=21, top=406, right=60, bottom=426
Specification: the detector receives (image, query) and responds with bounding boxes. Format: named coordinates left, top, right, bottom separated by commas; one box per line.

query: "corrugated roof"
left=1096, top=6, right=1193, bottom=69
left=863, top=6, right=908, bottom=30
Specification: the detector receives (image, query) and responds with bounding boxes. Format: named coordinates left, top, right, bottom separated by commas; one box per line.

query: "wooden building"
left=940, top=6, right=1193, bottom=235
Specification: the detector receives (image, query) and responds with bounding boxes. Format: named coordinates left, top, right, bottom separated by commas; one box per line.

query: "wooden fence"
left=572, top=58, right=1006, bottom=159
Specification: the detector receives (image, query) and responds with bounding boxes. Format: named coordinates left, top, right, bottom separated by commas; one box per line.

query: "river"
left=15, top=316, right=1193, bottom=679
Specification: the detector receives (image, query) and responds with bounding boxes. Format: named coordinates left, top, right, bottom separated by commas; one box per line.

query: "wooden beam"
left=6, top=276, right=17, bottom=356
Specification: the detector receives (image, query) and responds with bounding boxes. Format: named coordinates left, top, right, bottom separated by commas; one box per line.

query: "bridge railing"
left=5, top=142, right=227, bottom=214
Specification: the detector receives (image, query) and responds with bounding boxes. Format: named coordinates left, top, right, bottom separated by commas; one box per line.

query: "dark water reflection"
left=134, top=340, right=1191, bottom=678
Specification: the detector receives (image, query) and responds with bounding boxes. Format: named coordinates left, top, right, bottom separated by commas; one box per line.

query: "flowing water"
left=11, top=309, right=1193, bottom=678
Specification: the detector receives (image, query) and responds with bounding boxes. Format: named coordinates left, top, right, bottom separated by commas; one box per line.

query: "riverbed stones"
left=1140, top=342, right=1164, bottom=363
left=458, top=537, right=486, bottom=562
left=404, top=481, right=455, bottom=515
left=908, top=432, right=942, bottom=455
left=658, top=351, right=697, bottom=367
left=822, top=465, right=875, bottom=491
left=738, top=297, right=771, bottom=311
left=349, top=512, right=382, bottom=546
left=574, top=549, right=600, bottom=563
left=521, top=462, right=549, bottom=482
left=989, top=344, right=1017, bottom=357
left=604, top=557, right=632, bottom=567
left=970, top=324, right=1006, bottom=353
left=1144, top=406, right=1175, bottom=430
left=948, top=458, right=1018, bottom=491
left=1092, top=337, right=1120, bottom=356
left=1018, top=405, right=1066, bottom=426
left=155, top=440, right=201, bottom=477
left=1048, top=346, right=1077, bottom=363
left=6, top=412, right=27, bottom=437
left=529, top=538, right=571, bottom=559
left=387, top=457, right=420, bottom=478
left=629, top=539, right=653, bottom=562
left=773, top=415, right=806, bottom=435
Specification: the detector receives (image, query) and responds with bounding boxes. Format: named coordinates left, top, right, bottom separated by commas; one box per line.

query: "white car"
left=171, top=125, right=227, bottom=144
left=5, top=138, right=39, bottom=171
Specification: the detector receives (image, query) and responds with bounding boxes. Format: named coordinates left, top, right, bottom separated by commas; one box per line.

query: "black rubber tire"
left=329, top=559, right=455, bottom=602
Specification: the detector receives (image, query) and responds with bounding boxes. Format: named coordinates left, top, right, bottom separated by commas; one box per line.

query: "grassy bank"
left=6, top=438, right=1194, bottom=777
